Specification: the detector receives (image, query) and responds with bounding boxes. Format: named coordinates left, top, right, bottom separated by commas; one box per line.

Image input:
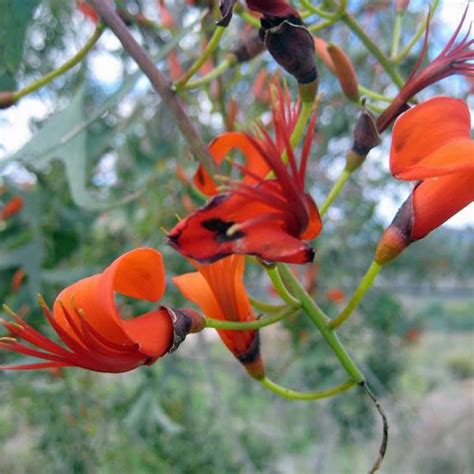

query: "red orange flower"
left=168, top=90, right=322, bottom=264
left=173, top=255, right=265, bottom=379
left=0, top=248, right=203, bottom=372
left=375, top=97, right=474, bottom=264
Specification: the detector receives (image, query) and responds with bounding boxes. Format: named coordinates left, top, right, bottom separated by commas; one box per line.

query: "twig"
left=361, top=382, right=389, bottom=474
left=88, top=0, right=216, bottom=173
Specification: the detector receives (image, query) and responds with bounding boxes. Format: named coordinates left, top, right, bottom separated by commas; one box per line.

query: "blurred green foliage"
left=0, top=0, right=472, bottom=473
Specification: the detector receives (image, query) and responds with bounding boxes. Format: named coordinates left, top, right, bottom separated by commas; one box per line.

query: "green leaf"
left=0, top=0, right=40, bottom=90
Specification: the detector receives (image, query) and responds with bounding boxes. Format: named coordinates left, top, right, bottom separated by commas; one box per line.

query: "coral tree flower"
left=173, top=255, right=265, bottom=379
left=377, top=7, right=473, bottom=132
left=168, top=89, right=322, bottom=265
left=375, top=97, right=474, bottom=264
left=0, top=248, right=203, bottom=373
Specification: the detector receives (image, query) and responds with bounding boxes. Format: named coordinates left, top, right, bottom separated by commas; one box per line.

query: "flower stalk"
left=12, top=23, right=105, bottom=103
left=175, top=26, right=227, bottom=90
left=329, top=261, right=382, bottom=329
left=260, top=377, right=356, bottom=400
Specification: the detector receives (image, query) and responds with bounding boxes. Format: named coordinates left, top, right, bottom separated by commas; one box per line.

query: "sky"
left=0, top=0, right=472, bottom=227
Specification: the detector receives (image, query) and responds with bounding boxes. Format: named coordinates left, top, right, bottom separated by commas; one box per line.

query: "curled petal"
left=391, top=97, right=474, bottom=179
left=54, top=248, right=171, bottom=358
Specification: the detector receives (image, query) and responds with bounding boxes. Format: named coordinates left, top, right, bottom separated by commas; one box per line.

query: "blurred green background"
left=1, top=1, right=473, bottom=473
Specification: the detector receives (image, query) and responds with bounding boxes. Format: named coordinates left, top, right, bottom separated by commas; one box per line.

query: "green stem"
left=329, top=261, right=382, bottom=330
left=291, top=100, right=314, bottom=148
left=309, top=18, right=338, bottom=33
left=249, top=296, right=289, bottom=313
left=390, top=11, right=404, bottom=59
left=204, top=307, right=297, bottom=330
left=393, top=0, right=439, bottom=64
left=13, top=24, right=105, bottom=101
left=266, top=267, right=301, bottom=307
left=319, top=169, right=352, bottom=216
left=183, top=57, right=234, bottom=90
left=358, top=85, right=393, bottom=103
left=326, top=1, right=404, bottom=88
left=260, top=377, right=356, bottom=400
left=277, top=263, right=365, bottom=383
left=175, top=26, right=226, bottom=90
left=277, top=100, right=314, bottom=167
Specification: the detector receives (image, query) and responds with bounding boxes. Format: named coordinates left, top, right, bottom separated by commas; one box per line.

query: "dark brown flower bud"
left=259, top=15, right=318, bottom=85
left=162, top=306, right=205, bottom=353
left=0, top=92, right=16, bottom=109
left=346, top=110, right=381, bottom=171
left=230, top=31, right=265, bottom=63
left=352, top=110, right=381, bottom=156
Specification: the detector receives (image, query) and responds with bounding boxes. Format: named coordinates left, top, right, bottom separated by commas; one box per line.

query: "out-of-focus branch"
left=88, top=0, right=216, bottom=173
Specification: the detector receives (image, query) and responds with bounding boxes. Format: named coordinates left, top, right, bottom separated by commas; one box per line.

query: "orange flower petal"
left=194, top=132, right=270, bottom=196
left=53, top=248, right=171, bottom=358
left=390, top=97, right=473, bottom=179
left=411, top=171, right=474, bottom=240
left=173, top=256, right=255, bottom=355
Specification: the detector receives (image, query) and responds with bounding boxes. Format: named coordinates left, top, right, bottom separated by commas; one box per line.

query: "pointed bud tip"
left=374, top=227, right=410, bottom=265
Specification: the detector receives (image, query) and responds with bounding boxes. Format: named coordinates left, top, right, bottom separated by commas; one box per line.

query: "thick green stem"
left=329, top=261, right=382, bottom=329
left=266, top=267, right=301, bottom=307
left=326, top=1, right=404, bottom=88
left=390, top=11, right=404, bottom=59
left=319, top=169, right=352, bottom=216
left=260, top=377, right=356, bottom=400
left=13, top=24, right=105, bottom=101
left=175, top=26, right=226, bottom=90
left=183, top=57, right=234, bottom=90
left=277, top=264, right=365, bottom=383
left=204, top=307, right=297, bottom=330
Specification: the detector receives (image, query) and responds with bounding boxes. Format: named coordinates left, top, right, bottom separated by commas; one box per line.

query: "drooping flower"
left=167, top=89, right=322, bottom=265
left=173, top=255, right=265, bottom=379
left=375, top=97, right=474, bottom=264
left=377, top=7, right=473, bottom=132
left=0, top=248, right=203, bottom=372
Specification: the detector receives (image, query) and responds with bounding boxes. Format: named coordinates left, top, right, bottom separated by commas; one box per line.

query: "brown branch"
left=88, top=0, right=216, bottom=173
